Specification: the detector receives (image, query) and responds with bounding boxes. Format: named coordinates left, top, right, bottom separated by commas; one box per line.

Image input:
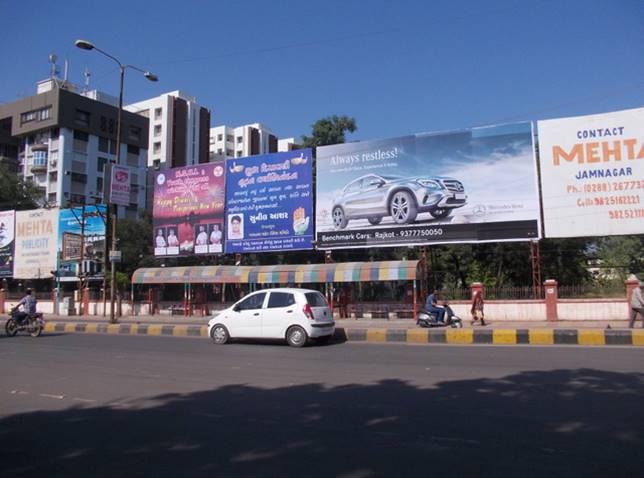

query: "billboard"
left=109, top=164, right=131, bottom=206
left=0, top=210, right=15, bottom=277
left=13, top=208, right=59, bottom=279
left=57, top=205, right=107, bottom=281
left=538, top=107, right=644, bottom=238
left=316, top=123, right=540, bottom=249
left=224, top=149, right=314, bottom=253
left=153, top=162, right=225, bottom=257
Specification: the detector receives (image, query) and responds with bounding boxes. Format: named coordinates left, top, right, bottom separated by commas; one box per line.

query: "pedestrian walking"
left=628, top=281, right=644, bottom=328
left=470, top=289, right=486, bottom=326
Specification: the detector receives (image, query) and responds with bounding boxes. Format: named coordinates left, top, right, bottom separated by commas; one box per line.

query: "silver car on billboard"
left=331, top=174, right=467, bottom=229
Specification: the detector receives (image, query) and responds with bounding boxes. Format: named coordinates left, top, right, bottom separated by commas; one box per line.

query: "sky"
left=2, top=0, right=644, bottom=143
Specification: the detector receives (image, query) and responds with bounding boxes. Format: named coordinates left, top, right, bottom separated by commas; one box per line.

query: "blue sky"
left=2, top=0, right=644, bottom=142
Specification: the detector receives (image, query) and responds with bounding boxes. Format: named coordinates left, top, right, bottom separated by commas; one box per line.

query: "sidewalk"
left=42, top=313, right=636, bottom=330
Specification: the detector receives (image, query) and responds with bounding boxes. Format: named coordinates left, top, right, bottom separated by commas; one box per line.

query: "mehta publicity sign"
left=315, top=123, right=541, bottom=249
left=153, top=162, right=226, bottom=257
left=13, top=208, right=59, bottom=279
left=109, top=164, right=131, bottom=206
left=225, top=149, right=314, bottom=253
left=0, top=210, right=15, bottom=277
left=538, top=107, right=644, bottom=238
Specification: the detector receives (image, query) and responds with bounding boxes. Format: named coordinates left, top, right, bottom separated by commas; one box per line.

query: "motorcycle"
left=417, top=300, right=463, bottom=329
left=5, top=308, right=45, bottom=337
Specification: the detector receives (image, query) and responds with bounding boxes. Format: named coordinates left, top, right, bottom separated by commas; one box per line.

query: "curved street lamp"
left=75, top=39, right=158, bottom=324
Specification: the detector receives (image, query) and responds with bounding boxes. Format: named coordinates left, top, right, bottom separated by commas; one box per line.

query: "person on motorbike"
left=425, top=290, right=446, bottom=323
left=12, top=288, right=38, bottom=325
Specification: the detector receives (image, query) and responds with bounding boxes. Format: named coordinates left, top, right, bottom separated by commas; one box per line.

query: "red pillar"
left=470, top=282, right=484, bottom=299
left=81, top=287, right=90, bottom=316
left=544, top=279, right=558, bottom=321
left=0, top=288, right=5, bottom=314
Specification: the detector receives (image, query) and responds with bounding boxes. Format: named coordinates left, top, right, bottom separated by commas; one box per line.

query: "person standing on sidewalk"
left=470, top=290, right=486, bottom=326
left=629, top=281, right=644, bottom=328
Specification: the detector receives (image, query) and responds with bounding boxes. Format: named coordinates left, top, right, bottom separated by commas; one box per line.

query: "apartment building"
left=0, top=79, right=148, bottom=218
left=126, top=91, right=210, bottom=169
left=209, top=123, right=280, bottom=161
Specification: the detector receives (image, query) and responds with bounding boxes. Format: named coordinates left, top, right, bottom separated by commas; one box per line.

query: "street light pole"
left=75, top=39, right=158, bottom=324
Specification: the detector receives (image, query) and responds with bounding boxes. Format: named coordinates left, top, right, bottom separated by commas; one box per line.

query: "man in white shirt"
left=629, top=281, right=644, bottom=328
left=155, top=229, right=167, bottom=248
left=196, top=225, right=208, bottom=246
left=210, top=224, right=222, bottom=244
left=167, top=229, right=179, bottom=247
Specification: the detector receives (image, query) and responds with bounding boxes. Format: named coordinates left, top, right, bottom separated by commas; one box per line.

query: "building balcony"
left=30, top=163, right=48, bottom=173
left=31, top=143, right=48, bottom=152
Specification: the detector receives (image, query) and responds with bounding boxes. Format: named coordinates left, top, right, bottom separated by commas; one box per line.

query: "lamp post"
left=75, top=39, right=158, bottom=323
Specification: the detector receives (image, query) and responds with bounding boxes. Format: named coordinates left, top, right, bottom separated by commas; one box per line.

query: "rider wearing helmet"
left=13, top=288, right=38, bottom=324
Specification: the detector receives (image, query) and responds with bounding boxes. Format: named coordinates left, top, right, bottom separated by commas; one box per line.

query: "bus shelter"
left=131, top=260, right=423, bottom=318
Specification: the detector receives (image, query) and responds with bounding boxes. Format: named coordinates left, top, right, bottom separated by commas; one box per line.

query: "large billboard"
left=153, top=162, right=225, bottom=257
left=57, top=205, right=107, bottom=281
left=13, top=208, right=59, bottom=279
left=316, top=123, right=540, bottom=249
left=538, top=107, right=644, bottom=238
left=0, top=210, right=15, bottom=277
left=225, top=149, right=314, bottom=253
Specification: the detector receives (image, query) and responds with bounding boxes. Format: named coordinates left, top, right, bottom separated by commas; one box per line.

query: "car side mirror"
left=233, top=304, right=241, bottom=312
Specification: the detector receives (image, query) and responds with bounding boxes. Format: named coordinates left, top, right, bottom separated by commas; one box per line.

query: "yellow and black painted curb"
left=40, top=322, right=644, bottom=346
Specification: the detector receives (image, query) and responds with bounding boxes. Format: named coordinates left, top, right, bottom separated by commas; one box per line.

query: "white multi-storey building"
left=0, top=79, right=148, bottom=218
left=209, top=123, right=299, bottom=161
left=126, top=91, right=211, bottom=169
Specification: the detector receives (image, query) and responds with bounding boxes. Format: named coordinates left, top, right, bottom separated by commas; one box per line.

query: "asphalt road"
left=1, top=334, right=643, bottom=477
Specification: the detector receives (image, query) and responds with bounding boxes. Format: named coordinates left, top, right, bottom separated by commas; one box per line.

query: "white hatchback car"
left=207, top=288, right=335, bottom=347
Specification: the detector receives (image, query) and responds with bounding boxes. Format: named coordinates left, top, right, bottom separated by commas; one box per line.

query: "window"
left=236, top=150, right=242, bottom=157
left=267, top=292, right=295, bottom=308
left=96, top=177, right=103, bottom=193
left=99, top=116, right=116, bottom=135
left=75, top=109, right=90, bottom=126
left=236, top=136, right=243, bottom=144
left=128, top=126, right=141, bottom=142
left=127, top=145, right=140, bottom=155
left=153, top=142, right=161, bottom=154
left=39, top=107, right=51, bottom=121
left=344, top=180, right=361, bottom=194
left=153, top=159, right=161, bottom=169
left=217, top=148, right=223, bottom=154
left=217, top=134, right=223, bottom=141
left=71, top=172, right=87, bottom=184
left=154, top=124, right=162, bottom=137
left=21, top=111, right=36, bottom=124
left=237, top=292, right=266, bottom=311
left=154, top=108, right=162, bottom=120
left=98, top=136, right=109, bottom=153
left=97, top=157, right=107, bottom=172
left=305, top=292, right=329, bottom=307
left=226, top=134, right=234, bottom=143
left=226, top=149, right=234, bottom=157
left=70, top=194, right=86, bottom=204
left=73, top=130, right=89, bottom=142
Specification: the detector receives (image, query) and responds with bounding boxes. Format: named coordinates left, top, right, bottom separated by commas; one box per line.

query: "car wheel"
left=368, top=216, right=382, bottom=225
left=429, top=208, right=451, bottom=219
left=286, top=325, right=307, bottom=347
left=210, top=324, right=229, bottom=344
left=389, top=191, right=417, bottom=224
left=332, top=207, right=348, bottom=229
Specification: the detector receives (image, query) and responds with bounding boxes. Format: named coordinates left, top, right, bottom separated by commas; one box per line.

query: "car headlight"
left=417, top=179, right=440, bottom=190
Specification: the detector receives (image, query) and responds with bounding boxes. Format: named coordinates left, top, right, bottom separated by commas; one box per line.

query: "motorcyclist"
left=12, top=288, right=37, bottom=325
left=425, top=289, right=446, bottom=323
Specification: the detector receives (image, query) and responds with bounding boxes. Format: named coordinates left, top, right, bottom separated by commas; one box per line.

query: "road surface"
left=1, top=333, right=643, bottom=477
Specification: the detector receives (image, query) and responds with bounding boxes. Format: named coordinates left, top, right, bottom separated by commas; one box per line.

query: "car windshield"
left=305, top=292, right=328, bottom=307
left=379, top=175, right=403, bottom=181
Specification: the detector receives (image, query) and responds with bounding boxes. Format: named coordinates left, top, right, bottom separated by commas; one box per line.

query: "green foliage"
left=0, top=164, right=44, bottom=210
left=116, top=210, right=155, bottom=277
left=593, top=236, right=644, bottom=282
left=301, top=115, right=357, bottom=148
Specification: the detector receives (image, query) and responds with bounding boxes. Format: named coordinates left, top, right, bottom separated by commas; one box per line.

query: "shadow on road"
left=2, top=368, right=643, bottom=477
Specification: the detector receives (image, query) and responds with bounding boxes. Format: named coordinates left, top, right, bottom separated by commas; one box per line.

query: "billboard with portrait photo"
left=315, top=123, right=541, bottom=249
left=153, top=162, right=225, bottom=256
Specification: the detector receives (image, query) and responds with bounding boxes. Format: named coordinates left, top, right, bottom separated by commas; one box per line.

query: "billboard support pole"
left=530, top=240, right=542, bottom=299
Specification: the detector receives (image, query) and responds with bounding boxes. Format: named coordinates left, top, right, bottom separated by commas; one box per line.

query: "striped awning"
left=131, top=260, right=420, bottom=285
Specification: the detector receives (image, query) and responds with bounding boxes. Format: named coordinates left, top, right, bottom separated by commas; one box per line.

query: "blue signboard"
left=225, top=149, right=314, bottom=253
left=58, top=205, right=107, bottom=280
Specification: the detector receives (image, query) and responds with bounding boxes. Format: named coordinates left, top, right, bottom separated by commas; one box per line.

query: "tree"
left=301, top=115, right=357, bottom=148
left=0, top=164, right=45, bottom=210
left=116, top=210, right=155, bottom=278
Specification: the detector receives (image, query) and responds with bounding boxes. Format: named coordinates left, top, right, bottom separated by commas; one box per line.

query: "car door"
left=357, top=175, right=387, bottom=215
left=262, top=291, right=297, bottom=338
left=230, top=292, right=267, bottom=338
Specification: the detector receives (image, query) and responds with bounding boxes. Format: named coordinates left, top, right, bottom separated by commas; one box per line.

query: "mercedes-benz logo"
left=473, top=204, right=486, bottom=217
